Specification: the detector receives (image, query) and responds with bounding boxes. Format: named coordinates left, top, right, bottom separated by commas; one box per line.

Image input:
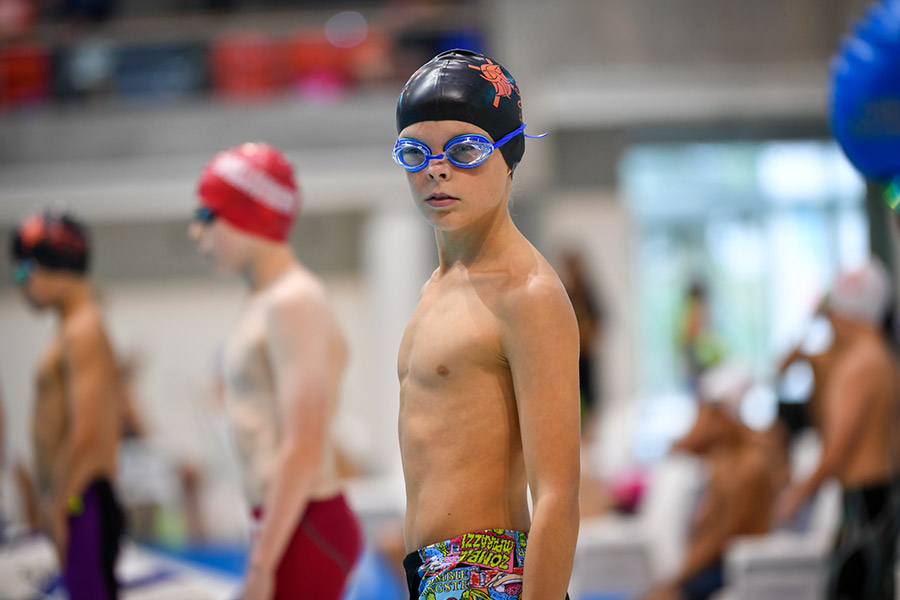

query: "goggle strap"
left=491, top=124, right=550, bottom=149
left=491, top=124, right=526, bottom=149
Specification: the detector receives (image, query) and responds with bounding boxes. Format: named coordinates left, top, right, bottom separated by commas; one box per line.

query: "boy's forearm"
left=522, top=492, right=579, bottom=600
left=54, top=436, right=97, bottom=510
left=250, top=441, right=319, bottom=570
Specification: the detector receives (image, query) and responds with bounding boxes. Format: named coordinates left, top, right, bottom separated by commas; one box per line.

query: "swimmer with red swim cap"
left=189, top=142, right=361, bottom=600
left=9, top=209, right=125, bottom=600
left=394, top=50, right=579, bottom=600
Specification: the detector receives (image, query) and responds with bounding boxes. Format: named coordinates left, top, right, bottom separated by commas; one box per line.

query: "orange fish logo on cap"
left=469, top=58, right=518, bottom=108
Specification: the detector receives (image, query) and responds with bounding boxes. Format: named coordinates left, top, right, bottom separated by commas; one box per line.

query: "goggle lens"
left=397, top=144, right=428, bottom=170
left=13, top=260, right=35, bottom=285
left=194, top=206, right=217, bottom=224
left=445, top=139, right=492, bottom=166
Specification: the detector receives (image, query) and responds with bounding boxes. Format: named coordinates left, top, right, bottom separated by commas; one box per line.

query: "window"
left=621, top=140, right=866, bottom=458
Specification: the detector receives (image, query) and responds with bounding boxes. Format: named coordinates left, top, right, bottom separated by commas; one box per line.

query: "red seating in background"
left=346, top=28, right=396, bottom=85
left=283, top=31, right=352, bottom=98
left=210, top=32, right=278, bottom=100
left=132, top=24, right=401, bottom=103
left=210, top=31, right=357, bottom=101
left=0, top=42, right=49, bottom=108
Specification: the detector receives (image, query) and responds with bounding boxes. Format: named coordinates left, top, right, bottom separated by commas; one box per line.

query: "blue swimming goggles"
left=193, top=205, right=217, bottom=224
left=13, top=259, right=36, bottom=285
left=392, top=123, right=548, bottom=172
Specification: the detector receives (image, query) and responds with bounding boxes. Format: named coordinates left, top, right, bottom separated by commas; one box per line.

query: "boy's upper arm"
left=264, top=287, right=331, bottom=443
left=822, top=353, right=876, bottom=462
left=502, top=276, right=581, bottom=497
left=62, top=319, right=107, bottom=441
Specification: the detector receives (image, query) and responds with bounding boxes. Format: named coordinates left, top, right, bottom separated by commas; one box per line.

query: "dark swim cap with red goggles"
left=395, top=49, right=544, bottom=172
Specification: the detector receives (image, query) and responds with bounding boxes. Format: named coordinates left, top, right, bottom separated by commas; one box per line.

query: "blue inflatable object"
left=830, top=0, right=900, bottom=181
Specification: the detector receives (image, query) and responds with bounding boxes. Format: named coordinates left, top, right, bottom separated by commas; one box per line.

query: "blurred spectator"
left=776, top=259, right=900, bottom=600
left=560, top=250, right=606, bottom=431
left=678, top=280, right=725, bottom=393
left=647, top=362, right=778, bottom=600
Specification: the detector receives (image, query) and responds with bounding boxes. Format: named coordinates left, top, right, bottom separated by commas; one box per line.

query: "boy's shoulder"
left=494, top=250, right=570, bottom=320
left=61, top=301, right=105, bottom=346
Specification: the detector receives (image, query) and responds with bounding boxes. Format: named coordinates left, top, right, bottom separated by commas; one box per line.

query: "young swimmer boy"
left=394, top=50, right=581, bottom=600
left=9, top=210, right=125, bottom=600
left=190, top=143, right=361, bottom=600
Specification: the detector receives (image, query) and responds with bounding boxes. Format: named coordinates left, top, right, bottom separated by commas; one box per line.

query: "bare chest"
left=224, top=309, right=274, bottom=398
left=33, top=344, right=68, bottom=450
left=35, top=343, right=65, bottom=397
left=399, top=285, right=507, bottom=390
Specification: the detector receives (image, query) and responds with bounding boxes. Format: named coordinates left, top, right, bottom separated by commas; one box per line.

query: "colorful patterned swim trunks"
left=403, top=528, right=527, bottom=600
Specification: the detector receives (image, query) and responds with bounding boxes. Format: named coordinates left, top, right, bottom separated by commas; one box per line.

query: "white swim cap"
left=829, top=259, right=892, bottom=326
left=698, top=361, right=753, bottom=417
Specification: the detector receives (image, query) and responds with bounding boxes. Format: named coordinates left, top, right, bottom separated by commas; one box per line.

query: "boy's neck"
left=435, top=205, right=516, bottom=272
left=56, top=279, right=92, bottom=320
left=243, top=244, right=296, bottom=292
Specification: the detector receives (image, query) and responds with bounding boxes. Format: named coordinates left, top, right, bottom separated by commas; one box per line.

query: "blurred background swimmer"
left=8, top=208, right=126, bottom=600
left=776, top=259, right=900, bottom=600
left=644, top=362, right=779, bottom=600
left=190, top=142, right=362, bottom=600
left=559, top=249, right=607, bottom=434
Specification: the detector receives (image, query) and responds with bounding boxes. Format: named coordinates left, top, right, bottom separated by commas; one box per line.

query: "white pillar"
left=361, top=205, right=434, bottom=477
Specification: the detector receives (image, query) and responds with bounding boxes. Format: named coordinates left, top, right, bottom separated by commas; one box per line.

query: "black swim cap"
left=10, top=210, right=90, bottom=274
left=396, top=49, right=525, bottom=171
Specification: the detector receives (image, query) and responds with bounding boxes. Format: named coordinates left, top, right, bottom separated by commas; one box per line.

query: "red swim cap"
left=197, top=143, right=301, bottom=242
